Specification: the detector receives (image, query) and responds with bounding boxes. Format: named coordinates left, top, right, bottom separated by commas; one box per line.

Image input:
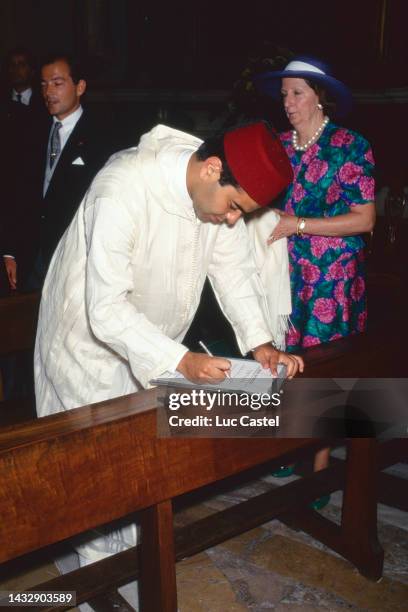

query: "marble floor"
left=1, top=452, right=407, bottom=611
left=173, top=457, right=408, bottom=611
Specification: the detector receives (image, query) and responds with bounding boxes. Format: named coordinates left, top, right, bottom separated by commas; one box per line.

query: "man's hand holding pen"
left=177, top=350, right=232, bottom=384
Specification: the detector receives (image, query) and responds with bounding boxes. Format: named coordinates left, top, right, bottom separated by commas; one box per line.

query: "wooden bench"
left=0, top=330, right=406, bottom=610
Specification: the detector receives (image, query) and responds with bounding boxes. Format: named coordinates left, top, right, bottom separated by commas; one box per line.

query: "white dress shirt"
left=11, top=87, right=32, bottom=105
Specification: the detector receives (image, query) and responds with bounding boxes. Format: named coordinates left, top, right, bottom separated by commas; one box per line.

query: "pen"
left=199, top=341, right=230, bottom=378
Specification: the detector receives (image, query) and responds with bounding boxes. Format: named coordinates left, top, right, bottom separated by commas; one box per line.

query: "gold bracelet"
left=297, top=217, right=306, bottom=237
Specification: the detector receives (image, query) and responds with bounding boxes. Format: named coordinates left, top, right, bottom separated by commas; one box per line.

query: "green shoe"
left=309, top=495, right=331, bottom=510
left=271, top=465, right=295, bottom=478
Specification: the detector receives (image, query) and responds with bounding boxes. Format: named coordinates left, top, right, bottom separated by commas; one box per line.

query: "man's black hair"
left=41, top=52, right=85, bottom=84
left=196, top=133, right=239, bottom=188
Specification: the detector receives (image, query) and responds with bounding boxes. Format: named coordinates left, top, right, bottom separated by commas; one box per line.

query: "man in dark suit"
left=3, top=52, right=118, bottom=291
left=0, top=47, right=47, bottom=147
left=0, top=47, right=45, bottom=114
left=0, top=47, right=47, bottom=288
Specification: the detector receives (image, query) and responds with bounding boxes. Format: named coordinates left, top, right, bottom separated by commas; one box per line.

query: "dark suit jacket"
left=1, top=88, right=49, bottom=146
left=40, top=111, right=119, bottom=263
left=3, top=108, right=120, bottom=286
left=0, top=87, right=45, bottom=113
left=0, top=94, right=45, bottom=282
left=0, top=101, right=36, bottom=279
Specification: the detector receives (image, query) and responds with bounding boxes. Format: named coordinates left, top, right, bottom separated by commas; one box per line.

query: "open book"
left=151, top=358, right=286, bottom=395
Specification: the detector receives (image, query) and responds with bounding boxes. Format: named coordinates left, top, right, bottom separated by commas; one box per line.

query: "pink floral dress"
left=279, top=122, right=375, bottom=351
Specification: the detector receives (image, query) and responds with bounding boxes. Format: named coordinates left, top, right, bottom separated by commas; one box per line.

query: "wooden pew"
left=0, top=418, right=402, bottom=609
left=0, top=389, right=332, bottom=610
left=0, top=330, right=406, bottom=610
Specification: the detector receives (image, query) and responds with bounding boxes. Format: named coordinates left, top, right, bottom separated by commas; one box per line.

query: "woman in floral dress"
left=256, top=56, right=376, bottom=482
left=256, top=56, right=376, bottom=352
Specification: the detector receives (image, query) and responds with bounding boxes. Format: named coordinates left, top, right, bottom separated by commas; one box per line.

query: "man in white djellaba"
left=34, top=121, right=303, bottom=607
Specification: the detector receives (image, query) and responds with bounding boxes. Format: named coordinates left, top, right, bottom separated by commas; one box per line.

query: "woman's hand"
left=267, top=210, right=297, bottom=244
left=268, top=203, right=376, bottom=243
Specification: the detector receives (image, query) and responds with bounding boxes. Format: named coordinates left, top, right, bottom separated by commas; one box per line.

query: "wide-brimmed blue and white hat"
left=255, top=55, right=352, bottom=117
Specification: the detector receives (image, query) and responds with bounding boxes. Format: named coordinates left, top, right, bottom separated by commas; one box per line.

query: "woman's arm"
left=269, top=203, right=376, bottom=242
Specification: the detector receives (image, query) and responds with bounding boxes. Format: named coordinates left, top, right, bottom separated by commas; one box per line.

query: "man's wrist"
left=251, top=341, right=279, bottom=353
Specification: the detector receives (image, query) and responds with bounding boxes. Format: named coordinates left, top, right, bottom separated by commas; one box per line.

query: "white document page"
left=151, top=358, right=286, bottom=394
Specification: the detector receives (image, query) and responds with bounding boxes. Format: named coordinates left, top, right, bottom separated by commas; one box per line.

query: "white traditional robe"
left=35, top=124, right=273, bottom=415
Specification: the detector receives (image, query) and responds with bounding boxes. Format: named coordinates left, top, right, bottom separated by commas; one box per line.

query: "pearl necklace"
left=292, top=116, right=329, bottom=151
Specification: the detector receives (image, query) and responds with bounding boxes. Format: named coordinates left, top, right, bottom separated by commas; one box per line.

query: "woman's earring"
left=317, top=103, right=323, bottom=110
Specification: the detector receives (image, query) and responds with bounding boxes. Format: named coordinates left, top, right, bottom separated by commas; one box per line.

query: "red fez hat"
left=223, top=122, right=293, bottom=207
